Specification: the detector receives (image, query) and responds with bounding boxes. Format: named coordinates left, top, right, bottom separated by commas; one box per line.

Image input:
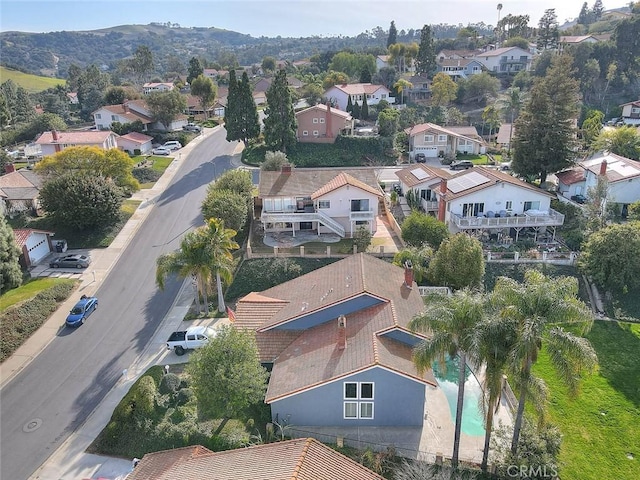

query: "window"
left=111, top=115, right=118, bottom=121
left=343, top=382, right=375, bottom=419
left=505, top=201, right=512, bottom=210
left=319, top=118, right=325, bottom=123
left=351, top=199, right=369, bottom=212
left=424, top=134, right=434, bottom=142
left=95, top=113, right=101, bottom=119
left=318, top=200, right=330, bottom=209
left=462, top=202, right=485, bottom=217
left=302, top=130, right=308, bottom=136
left=524, top=201, right=541, bottom=211
left=313, top=130, right=319, bottom=136
left=438, top=135, right=447, bottom=142
left=313, top=118, right=319, bottom=124
left=381, top=93, right=387, bottom=99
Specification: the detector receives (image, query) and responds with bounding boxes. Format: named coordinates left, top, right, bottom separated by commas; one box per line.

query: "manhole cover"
left=23, top=418, right=42, bottom=433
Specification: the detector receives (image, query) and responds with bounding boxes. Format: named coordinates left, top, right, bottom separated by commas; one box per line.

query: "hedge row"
left=0, top=280, right=77, bottom=363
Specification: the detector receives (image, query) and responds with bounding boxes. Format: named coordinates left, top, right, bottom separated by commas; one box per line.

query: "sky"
left=0, top=0, right=631, bottom=38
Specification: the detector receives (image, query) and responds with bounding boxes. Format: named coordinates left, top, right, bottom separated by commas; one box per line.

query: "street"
left=0, top=128, right=239, bottom=480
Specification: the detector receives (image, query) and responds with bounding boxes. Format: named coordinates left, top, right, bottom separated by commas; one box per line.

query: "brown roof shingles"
left=311, top=172, right=383, bottom=199
left=395, top=164, right=451, bottom=188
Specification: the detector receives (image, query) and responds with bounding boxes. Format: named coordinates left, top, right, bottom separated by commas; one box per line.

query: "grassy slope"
left=533, top=321, right=640, bottom=480
left=0, top=66, right=65, bottom=93
left=0, top=278, right=69, bottom=312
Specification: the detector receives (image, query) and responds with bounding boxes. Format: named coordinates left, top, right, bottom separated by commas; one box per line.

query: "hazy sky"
left=0, top=0, right=630, bottom=37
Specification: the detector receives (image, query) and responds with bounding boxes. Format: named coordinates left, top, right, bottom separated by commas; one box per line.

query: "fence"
left=486, top=250, right=577, bottom=266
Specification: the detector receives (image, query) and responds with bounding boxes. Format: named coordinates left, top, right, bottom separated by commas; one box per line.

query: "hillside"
left=0, top=66, right=65, bottom=93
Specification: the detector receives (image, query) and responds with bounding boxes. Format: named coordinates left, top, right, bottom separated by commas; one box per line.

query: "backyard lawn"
left=532, top=320, right=640, bottom=480
left=0, top=278, right=71, bottom=313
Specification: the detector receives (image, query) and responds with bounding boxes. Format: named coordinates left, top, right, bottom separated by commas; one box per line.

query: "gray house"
left=234, top=254, right=436, bottom=428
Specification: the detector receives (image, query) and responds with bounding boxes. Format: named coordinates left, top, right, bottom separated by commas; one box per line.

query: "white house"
left=619, top=99, right=640, bottom=125
left=117, top=132, right=154, bottom=155
left=259, top=166, right=383, bottom=238
left=324, top=83, right=395, bottom=111
left=376, top=55, right=391, bottom=71
left=13, top=228, right=54, bottom=269
left=35, top=130, right=119, bottom=156
left=405, top=123, right=486, bottom=159
left=473, top=46, right=533, bottom=73
left=142, top=82, right=175, bottom=94
left=437, top=58, right=485, bottom=80
left=93, top=99, right=187, bottom=132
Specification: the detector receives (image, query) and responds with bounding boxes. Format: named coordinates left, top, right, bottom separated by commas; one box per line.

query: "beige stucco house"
left=295, top=104, right=354, bottom=143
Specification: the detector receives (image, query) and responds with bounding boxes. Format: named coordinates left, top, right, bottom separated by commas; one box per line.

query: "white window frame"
left=424, top=134, right=434, bottom=143
left=343, top=382, right=374, bottom=419
left=344, top=402, right=358, bottom=418
left=318, top=200, right=330, bottom=209
left=319, top=118, right=325, bottom=123
left=505, top=201, right=513, bottom=210
left=313, top=118, right=319, bottom=124
left=360, top=402, right=374, bottom=418
left=438, top=134, right=447, bottom=142
left=302, top=130, right=308, bottom=136
left=313, top=130, right=319, bottom=136
left=95, top=113, right=102, bottom=119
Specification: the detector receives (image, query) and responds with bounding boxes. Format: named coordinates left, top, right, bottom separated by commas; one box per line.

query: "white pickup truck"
left=166, top=326, right=217, bottom=355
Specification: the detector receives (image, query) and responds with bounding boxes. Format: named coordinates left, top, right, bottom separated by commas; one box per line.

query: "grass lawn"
left=10, top=199, right=141, bottom=249
left=0, top=66, right=65, bottom=93
left=133, top=156, right=173, bottom=189
left=605, top=287, right=640, bottom=323
left=0, top=278, right=70, bottom=313
left=532, top=321, right=640, bottom=480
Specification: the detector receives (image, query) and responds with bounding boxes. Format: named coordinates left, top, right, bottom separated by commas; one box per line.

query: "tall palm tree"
left=409, top=289, right=486, bottom=469
left=482, top=105, right=500, bottom=144
left=394, top=79, right=414, bottom=105
left=499, top=87, right=526, bottom=155
left=491, top=270, right=597, bottom=455
left=201, top=218, right=238, bottom=313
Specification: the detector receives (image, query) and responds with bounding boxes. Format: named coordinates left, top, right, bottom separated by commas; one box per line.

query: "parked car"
left=500, top=162, right=512, bottom=171
left=66, top=295, right=98, bottom=327
left=571, top=194, right=587, bottom=204
left=152, top=147, right=172, bottom=155
left=167, top=326, right=218, bottom=355
left=415, top=152, right=427, bottom=163
left=183, top=123, right=201, bottom=132
left=49, top=254, right=91, bottom=269
left=450, top=160, right=474, bottom=170
left=162, top=141, right=182, bottom=150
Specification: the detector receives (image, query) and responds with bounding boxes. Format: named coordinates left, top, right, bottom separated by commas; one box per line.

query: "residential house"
left=473, top=46, right=533, bottom=73
left=142, top=82, right=175, bottom=94
left=234, top=254, right=436, bottom=429
left=405, top=123, right=486, bottom=160
left=404, top=75, right=430, bottom=101
left=127, top=439, right=385, bottom=480
left=66, top=92, right=79, bottom=105
left=258, top=166, right=383, bottom=238
left=0, top=168, right=42, bottom=216
left=253, top=91, right=267, bottom=106
left=324, top=83, right=395, bottom=112
left=93, top=99, right=187, bottom=131
left=254, top=76, right=303, bottom=94
left=437, top=58, right=485, bottom=80
left=447, top=125, right=483, bottom=143
left=376, top=54, right=391, bottom=70
left=559, top=35, right=600, bottom=53
left=395, top=165, right=564, bottom=240
left=619, top=99, right=640, bottom=125
left=496, top=123, right=515, bottom=151
left=557, top=152, right=640, bottom=216
left=13, top=228, right=55, bottom=269
left=295, top=104, right=354, bottom=143
left=437, top=49, right=482, bottom=61
left=116, top=132, right=154, bottom=155
left=35, top=130, right=119, bottom=156
left=203, top=68, right=220, bottom=81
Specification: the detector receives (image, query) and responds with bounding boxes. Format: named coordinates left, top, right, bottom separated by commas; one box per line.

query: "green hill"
left=0, top=67, right=65, bottom=93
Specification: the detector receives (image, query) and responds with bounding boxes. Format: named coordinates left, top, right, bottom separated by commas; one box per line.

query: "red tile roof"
left=311, top=172, right=383, bottom=199
left=13, top=228, right=54, bottom=247
left=127, top=438, right=386, bottom=480
left=330, top=83, right=389, bottom=95
left=119, top=132, right=153, bottom=143
left=35, top=130, right=117, bottom=145
left=556, top=168, right=586, bottom=185
left=296, top=103, right=352, bottom=120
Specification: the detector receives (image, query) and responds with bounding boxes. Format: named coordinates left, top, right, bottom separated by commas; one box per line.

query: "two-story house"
left=35, top=130, right=119, bottom=156
left=259, top=166, right=383, bottom=239
left=473, top=46, right=532, bottom=73
left=437, top=58, right=485, bottom=80
left=142, top=82, right=175, bottom=94
left=405, top=123, right=486, bottom=160
left=295, top=104, right=354, bottom=143
left=619, top=99, right=640, bottom=125
left=324, top=83, right=395, bottom=111
left=93, top=99, right=187, bottom=131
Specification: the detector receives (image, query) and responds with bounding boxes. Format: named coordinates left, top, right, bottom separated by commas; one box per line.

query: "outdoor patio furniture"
left=486, top=211, right=495, bottom=218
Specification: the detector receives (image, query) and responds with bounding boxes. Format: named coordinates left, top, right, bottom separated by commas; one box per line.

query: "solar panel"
left=448, top=171, right=491, bottom=193
left=411, top=168, right=429, bottom=181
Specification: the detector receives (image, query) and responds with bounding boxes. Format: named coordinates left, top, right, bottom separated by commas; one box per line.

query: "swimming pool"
left=432, top=356, right=486, bottom=436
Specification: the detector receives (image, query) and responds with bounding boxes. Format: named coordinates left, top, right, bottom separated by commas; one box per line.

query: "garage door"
left=415, top=146, right=439, bottom=157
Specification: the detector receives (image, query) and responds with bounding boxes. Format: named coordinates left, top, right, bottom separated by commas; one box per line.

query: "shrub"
left=176, top=388, right=195, bottom=405
left=132, top=167, right=162, bottom=184
left=159, top=373, right=182, bottom=395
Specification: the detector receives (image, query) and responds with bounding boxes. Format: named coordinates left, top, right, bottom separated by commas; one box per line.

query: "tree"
left=353, top=226, right=373, bottom=253
left=392, top=246, right=433, bottom=284
left=359, top=66, right=372, bottom=84
left=104, top=86, right=139, bottom=106
left=18, top=112, right=67, bottom=144
left=592, top=126, right=640, bottom=160
left=428, top=233, right=484, bottom=290
left=224, top=69, right=240, bottom=142
left=431, top=73, right=458, bottom=107
left=578, top=2, right=591, bottom=25
left=190, top=74, right=217, bottom=119
left=0, top=90, right=12, bottom=130
left=329, top=52, right=376, bottom=79
left=188, top=325, right=269, bottom=434
left=36, top=146, right=139, bottom=192
left=201, top=218, right=239, bottom=313
left=465, top=73, right=500, bottom=104
left=145, top=90, right=187, bottom=130
left=377, top=107, right=400, bottom=137
left=235, top=72, right=261, bottom=145
left=0, top=215, right=23, bottom=293
left=263, top=70, right=297, bottom=153
left=394, top=78, right=413, bottom=105
left=323, top=70, right=349, bottom=89
left=129, top=45, right=154, bottom=86
left=503, top=36, right=530, bottom=51
left=537, top=9, right=560, bottom=51
left=580, top=222, right=640, bottom=292
left=409, top=289, right=486, bottom=468
left=499, top=87, right=525, bottom=153
left=187, top=57, right=204, bottom=85
left=387, top=21, right=398, bottom=48
left=345, top=95, right=354, bottom=113
left=628, top=201, right=640, bottom=221
left=482, top=105, right=501, bottom=141
left=14, top=86, right=35, bottom=124
left=360, top=96, right=369, bottom=120
left=592, top=0, right=604, bottom=21
left=491, top=270, right=597, bottom=455
left=511, top=54, right=580, bottom=183
left=261, top=151, right=288, bottom=171
left=581, top=109, right=604, bottom=149
left=201, top=188, right=248, bottom=233
left=212, top=169, right=254, bottom=201
left=416, top=25, right=436, bottom=76
left=261, top=56, right=277, bottom=74
left=39, top=174, right=123, bottom=230
left=400, top=211, right=449, bottom=249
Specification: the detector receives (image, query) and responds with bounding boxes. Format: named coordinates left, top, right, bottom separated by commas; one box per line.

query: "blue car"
left=66, top=295, right=98, bottom=327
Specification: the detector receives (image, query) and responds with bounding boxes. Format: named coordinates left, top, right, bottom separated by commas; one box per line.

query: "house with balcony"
left=437, top=58, right=485, bottom=80
left=93, top=99, right=187, bottom=131
left=234, top=253, right=437, bottom=430
left=142, top=82, right=175, bottom=94
left=324, top=83, right=394, bottom=112
left=619, top=99, right=640, bottom=125
left=258, top=166, right=383, bottom=238
left=395, top=165, right=564, bottom=241
left=295, top=104, right=354, bottom=143
left=405, top=123, right=486, bottom=160
left=35, top=130, right=119, bottom=156
left=473, top=46, right=532, bottom=73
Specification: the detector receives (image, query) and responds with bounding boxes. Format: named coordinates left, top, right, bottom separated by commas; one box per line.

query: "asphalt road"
left=0, top=128, right=239, bottom=480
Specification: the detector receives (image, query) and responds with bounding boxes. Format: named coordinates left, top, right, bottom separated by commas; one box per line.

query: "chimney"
left=404, top=261, right=414, bottom=289
left=325, top=102, right=332, bottom=138
left=337, top=315, right=347, bottom=350
left=599, top=159, right=607, bottom=176
left=281, top=164, right=292, bottom=175
left=123, top=102, right=129, bottom=113
left=52, top=130, right=59, bottom=141
left=438, top=178, right=447, bottom=222
left=4, top=163, right=15, bottom=174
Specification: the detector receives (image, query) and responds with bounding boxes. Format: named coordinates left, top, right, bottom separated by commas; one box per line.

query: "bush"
left=132, top=167, right=162, bottom=184
left=176, top=388, right=195, bottom=406
left=159, top=373, right=182, bottom=395
left=113, top=375, right=157, bottom=422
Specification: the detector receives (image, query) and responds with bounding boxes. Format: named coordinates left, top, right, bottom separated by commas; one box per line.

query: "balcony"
left=450, top=208, right=565, bottom=229
left=349, top=210, right=375, bottom=221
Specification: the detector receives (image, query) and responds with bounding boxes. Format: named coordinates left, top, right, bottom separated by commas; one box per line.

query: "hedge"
left=0, top=280, right=77, bottom=362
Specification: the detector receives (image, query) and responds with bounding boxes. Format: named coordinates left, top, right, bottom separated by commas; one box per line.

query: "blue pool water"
left=432, top=356, right=486, bottom=436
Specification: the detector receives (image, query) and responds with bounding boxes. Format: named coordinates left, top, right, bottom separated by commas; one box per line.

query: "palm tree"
left=491, top=270, right=598, bottom=455
left=156, top=218, right=238, bottom=315
left=499, top=87, right=526, bottom=155
left=394, top=79, right=414, bottom=105
left=482, top=105, right=500, bottom=144
left=409, top=289, right=486, bottom=469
